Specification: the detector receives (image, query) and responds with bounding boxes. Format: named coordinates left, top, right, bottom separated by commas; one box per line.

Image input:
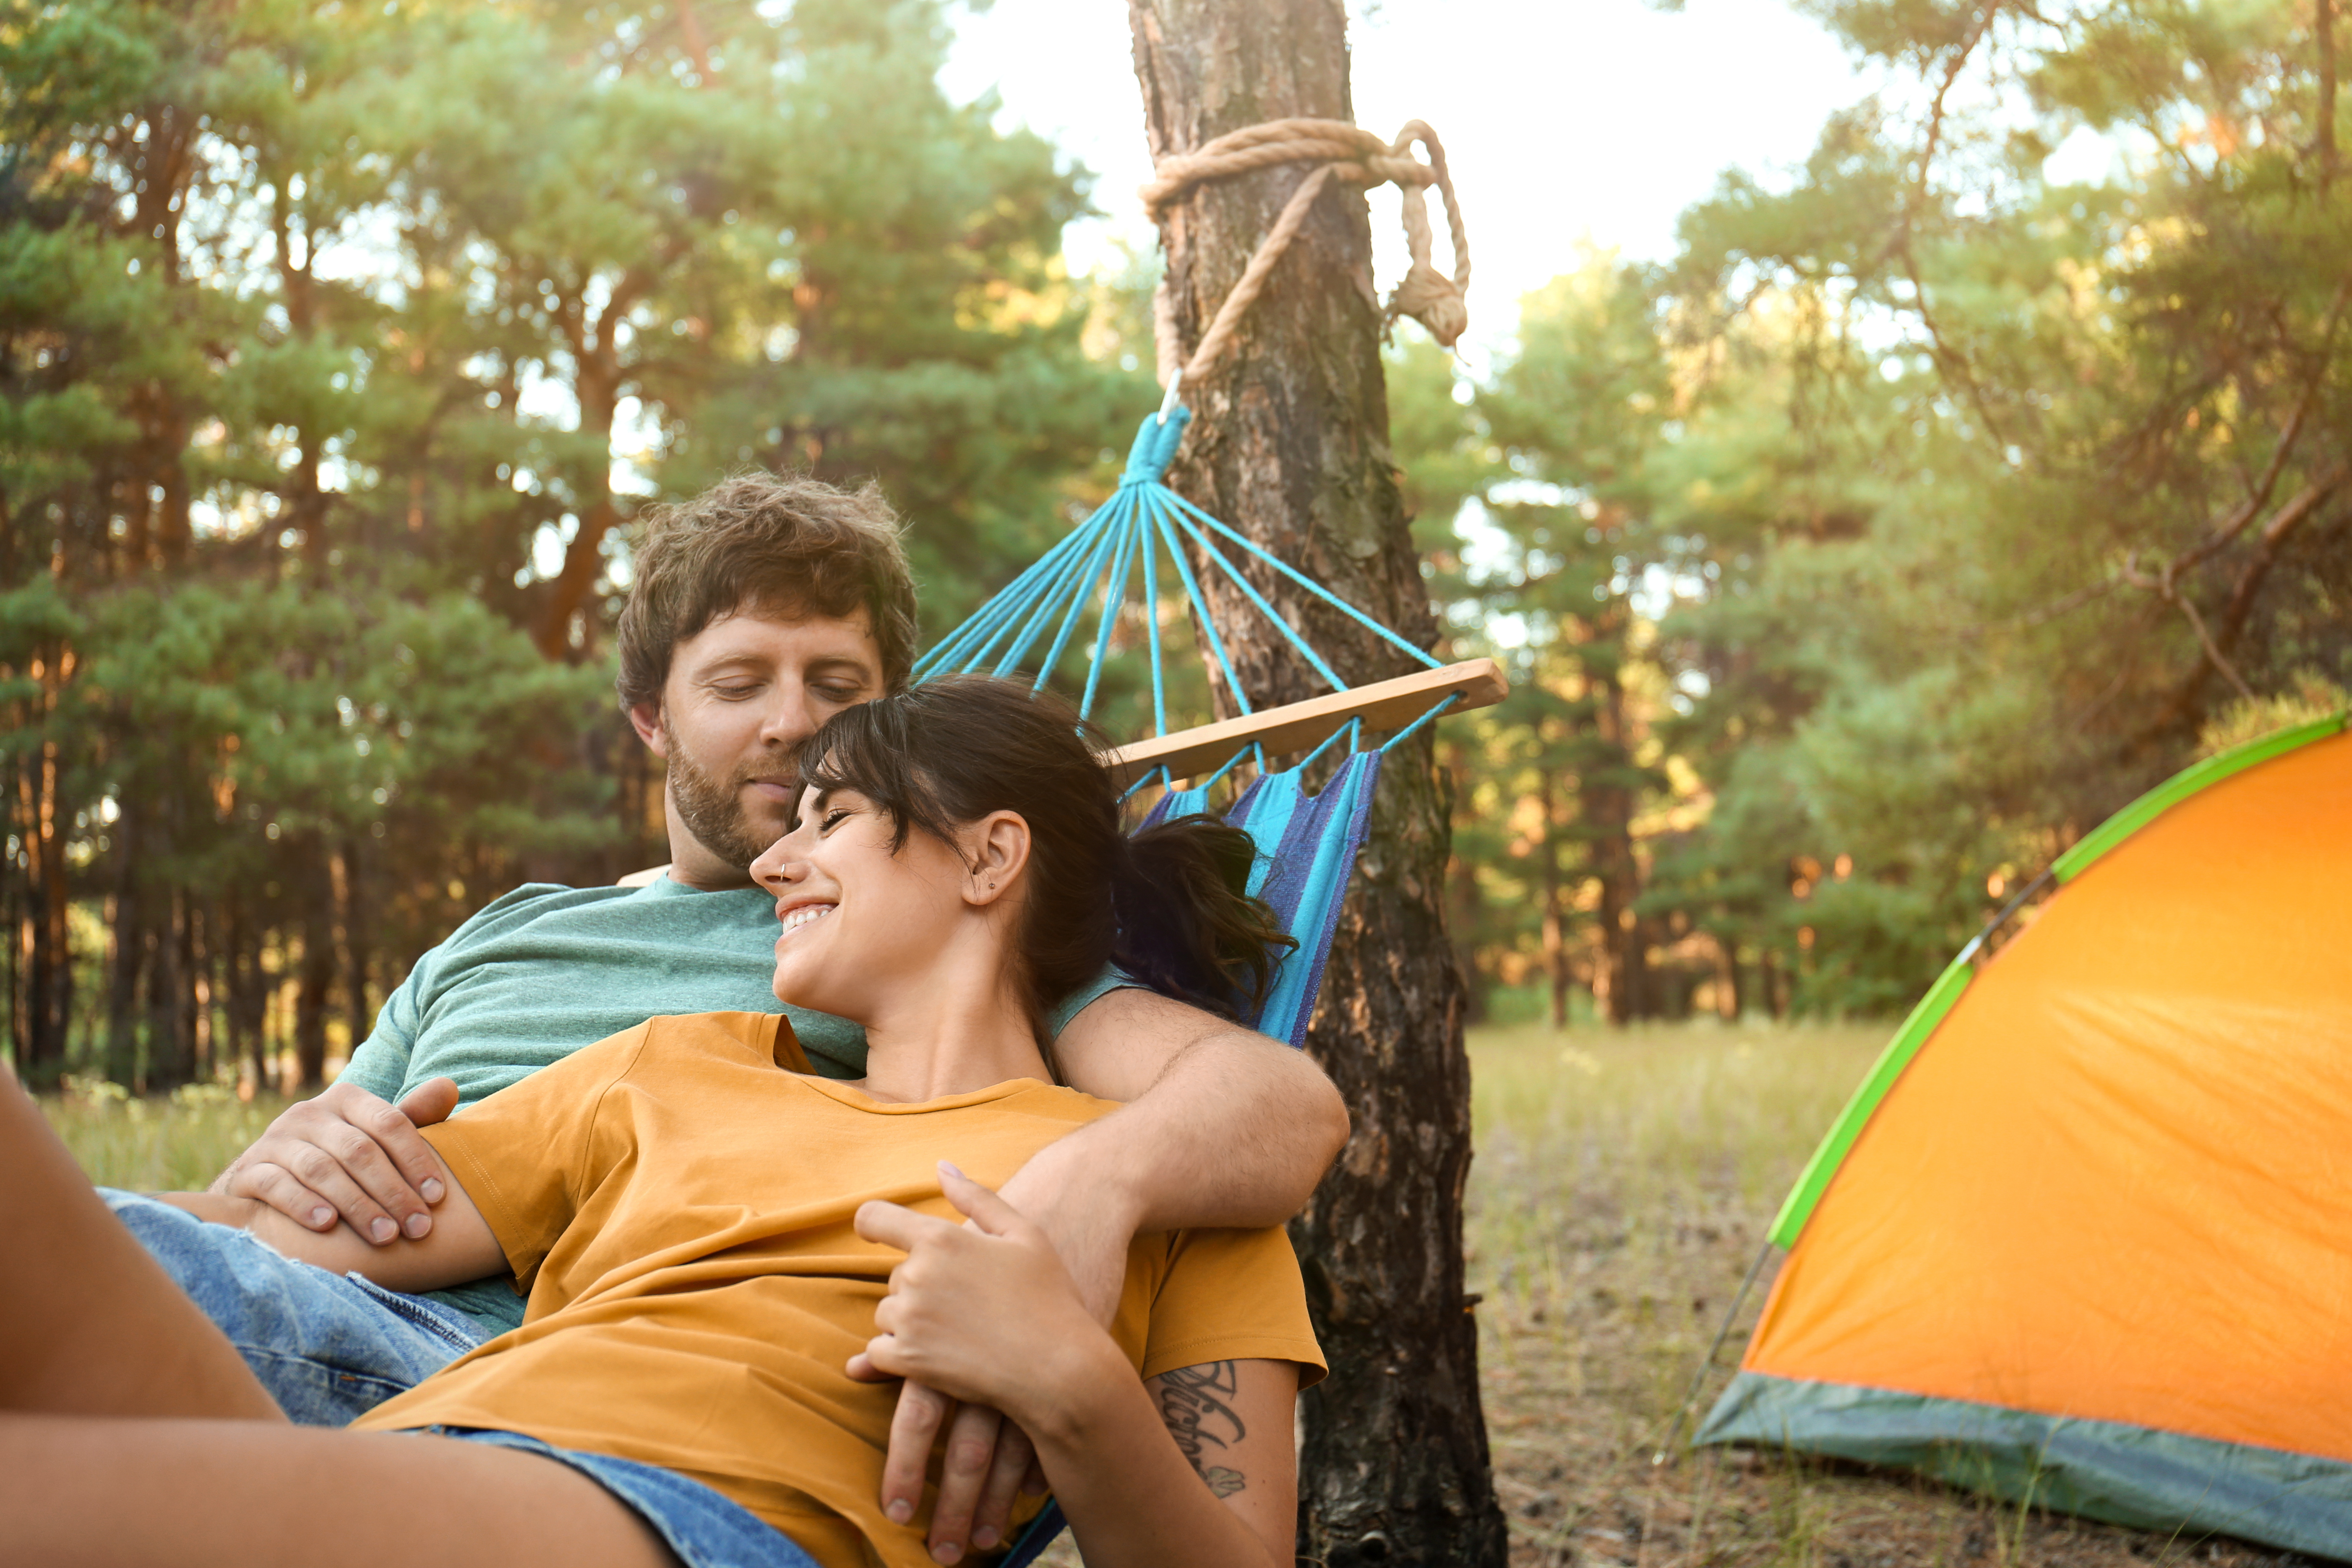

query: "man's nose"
left=755, top=683, right=817, bottom=748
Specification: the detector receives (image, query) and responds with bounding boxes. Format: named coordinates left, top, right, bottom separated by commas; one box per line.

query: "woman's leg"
left=0, top=1060, right=279, bottom=1420
left=0, top=1416, right=681, bottom=1568
left=0, top=1067, right=681, bottom=1568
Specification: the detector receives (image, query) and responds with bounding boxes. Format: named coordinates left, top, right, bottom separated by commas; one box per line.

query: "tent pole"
left=1653, top=1237, right=1777, bottom=1466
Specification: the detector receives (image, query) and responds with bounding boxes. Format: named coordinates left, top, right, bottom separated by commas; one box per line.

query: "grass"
left=33, top=1029, right=2313, bottom=1566
left=41, top=1080, right=294, bottom=1192
left=1464, top=1020, right=2302, bottom=1568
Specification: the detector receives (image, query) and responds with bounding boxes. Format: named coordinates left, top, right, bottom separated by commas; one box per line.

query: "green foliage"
left=0, top=0, right=1136, bottom=1087
left=1407, top=0, right=2352, bottom=1023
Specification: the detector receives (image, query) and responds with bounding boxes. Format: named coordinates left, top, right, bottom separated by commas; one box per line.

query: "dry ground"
left=1465, top=1022, right=2320, bottom=1568
left=40, top=1032, right=2332, bottom=1568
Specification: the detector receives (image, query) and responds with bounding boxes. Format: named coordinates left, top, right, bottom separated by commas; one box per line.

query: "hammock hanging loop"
left=1141, top=117, right=1472, bottom=391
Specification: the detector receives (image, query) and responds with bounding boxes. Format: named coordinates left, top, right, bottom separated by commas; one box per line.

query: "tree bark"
left=294, top=851, right=336, bottom=1090
left=1537, top=766, right=1572, bottom=1031
left=1587, top=666, right=1650, bottom=1025
left=1125, top=5, right=1506, bottom=1563
left=13, top=725, right=74, bottom=1086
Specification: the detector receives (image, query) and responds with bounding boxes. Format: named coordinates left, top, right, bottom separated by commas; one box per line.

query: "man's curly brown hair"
left=615, top=472, right=921, bottom=712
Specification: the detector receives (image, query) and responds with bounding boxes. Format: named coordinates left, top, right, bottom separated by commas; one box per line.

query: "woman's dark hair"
left=794, top=675, right=1296, bottom=1059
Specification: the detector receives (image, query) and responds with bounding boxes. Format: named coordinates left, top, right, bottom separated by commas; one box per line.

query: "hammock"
left=919, top=393, right=1501, bottom=1566
left=913, top=404, right=1502, bottom=1051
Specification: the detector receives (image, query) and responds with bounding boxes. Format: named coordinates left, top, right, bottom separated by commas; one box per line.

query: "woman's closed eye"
left=819, top=809, right=853, bottom=833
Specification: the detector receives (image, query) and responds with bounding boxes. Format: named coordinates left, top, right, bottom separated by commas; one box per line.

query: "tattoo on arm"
left=1155, top=1361, right=1248, bottom=1499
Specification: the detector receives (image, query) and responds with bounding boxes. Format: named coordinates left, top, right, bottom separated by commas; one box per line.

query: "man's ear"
left=628, top=699, right=668, bottom=756
left=964, top=811, right=1033, bottom=907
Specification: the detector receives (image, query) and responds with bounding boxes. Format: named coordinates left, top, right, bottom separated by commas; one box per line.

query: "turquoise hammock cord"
left=914, top=402, right=1464, bottom=1057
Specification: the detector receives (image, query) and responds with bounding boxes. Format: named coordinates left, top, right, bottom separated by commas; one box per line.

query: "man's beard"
left=663, top=718, right=790, bottom=873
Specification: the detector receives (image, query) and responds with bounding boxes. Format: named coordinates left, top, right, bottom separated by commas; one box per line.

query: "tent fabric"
left=1698, top=718, right=2352, bottom=1558
left=1700, top=1374, right=2352, bottom=1559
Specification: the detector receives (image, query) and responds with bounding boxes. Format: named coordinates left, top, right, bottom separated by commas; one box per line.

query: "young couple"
left=1, top=475, right=1352, bottom=1568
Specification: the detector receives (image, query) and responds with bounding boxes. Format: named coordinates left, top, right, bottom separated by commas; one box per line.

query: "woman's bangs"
left=795, top=706, right=925, bottom=849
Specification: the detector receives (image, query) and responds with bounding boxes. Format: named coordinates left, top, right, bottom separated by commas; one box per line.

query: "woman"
left=0, top=676, right=1324, bottom=1568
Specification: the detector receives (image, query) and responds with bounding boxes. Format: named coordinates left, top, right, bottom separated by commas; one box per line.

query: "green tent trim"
left=1698, top=1372, right=2352, bottom=1560
left=1764, top=709, right=2351, bottom=1250
left=1765, top=959, right=1970, bottom=1248
left=2051, top=710, right=2349, bottom=883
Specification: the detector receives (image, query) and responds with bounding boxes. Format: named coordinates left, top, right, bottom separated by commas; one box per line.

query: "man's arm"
left=1009, top=986, right=1350, bottom=1314
left=209, top=958, right=461, bottom=1247
left=209, top=1077, right=461, bottom=1244
left=855, top=1169, right=1298, bottom=1568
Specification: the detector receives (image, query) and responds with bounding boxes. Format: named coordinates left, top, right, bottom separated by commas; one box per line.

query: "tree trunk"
left=534, top=335, right=628, bottom=658
left=1126, top=5, right=1506, bottom=1563
left=15, top=729, right=74, bottom=1087
left=338, top=840, right=374, bottom=1051
left=294, top=852, right=336, bottom=1090
left=2321, top=0, right=2339, bottom=185
left=142, top=887, right=195, bottom=1091
left=1537, top=768, right=1572, bottom=1031
left=106, top=856, right=147, bottom=1087
left=1587, top=668, right=1649, bottom=1025
left=1714, top=933, right=1744, bottom=1022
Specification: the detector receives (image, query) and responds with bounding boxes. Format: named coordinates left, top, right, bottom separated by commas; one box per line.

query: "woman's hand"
left=853, top=1164, right=1125, bottom=1436
left=853, top=1165, right=1132, bottom=1563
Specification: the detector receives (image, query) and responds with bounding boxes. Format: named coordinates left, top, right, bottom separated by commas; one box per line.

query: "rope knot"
left=1145, top=117, right=1471, bottom=391
left=1387, top=258, right=1467, bottom=348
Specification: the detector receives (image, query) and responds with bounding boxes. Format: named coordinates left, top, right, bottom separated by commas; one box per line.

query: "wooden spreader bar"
left=1102, top=657, right=1507, bottom=791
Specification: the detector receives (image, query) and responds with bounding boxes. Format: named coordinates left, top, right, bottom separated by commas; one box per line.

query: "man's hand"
left=996, top=1144, right=1139, bottom=1326
left=854, top=1166, right=1130, bottom=1565
left=209, top=1077, right=460, bottom=1244
left=850, top=1138, right=1142, bottom=1561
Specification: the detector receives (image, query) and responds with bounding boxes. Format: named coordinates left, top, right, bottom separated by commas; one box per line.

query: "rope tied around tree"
left=1141, top=117, right=1471, bottom=399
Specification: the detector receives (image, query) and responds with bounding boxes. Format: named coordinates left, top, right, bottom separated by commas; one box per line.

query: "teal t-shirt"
left=339, top=872, right=1125, bottom=1334
left=341, top=874, right=865, bottom=1106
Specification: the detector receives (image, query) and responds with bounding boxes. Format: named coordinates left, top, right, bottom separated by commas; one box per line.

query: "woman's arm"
left=160, top=1149, right=506, bottom=1295
left=853, top=1166, right=1298, bottom=1568
left=1031, top=1357, right=1295, bottom=1568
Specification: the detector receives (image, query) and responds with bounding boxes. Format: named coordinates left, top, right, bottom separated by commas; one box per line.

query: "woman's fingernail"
left=369, top=1217, right=396, bottom=1243
left=420, top=1178, right=444, bottom=1203
left=973, top=1527, right=1000, bottom=1550
left=308, top=1206, right=333, bottom=1228
left=933, top=1544, right=962, bottom=1565
left=404, top=1213, right=433, bottom=1239
left=887, top=1500, right=914, bottom=1526
left=938, top=1161, right=966, bottom=1182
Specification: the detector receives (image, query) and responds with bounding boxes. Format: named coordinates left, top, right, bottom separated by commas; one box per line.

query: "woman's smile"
left=775, top=901, right=836, bottom=938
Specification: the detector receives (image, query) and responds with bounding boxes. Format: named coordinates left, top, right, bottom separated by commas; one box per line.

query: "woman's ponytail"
left=1111, top=816, right=1298, bottom=1021
left=799, top=675, right=1298, bottom=1041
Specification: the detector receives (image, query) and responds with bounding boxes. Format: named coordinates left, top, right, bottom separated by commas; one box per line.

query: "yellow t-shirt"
left=351, top=1012, right=1325, bottom=1568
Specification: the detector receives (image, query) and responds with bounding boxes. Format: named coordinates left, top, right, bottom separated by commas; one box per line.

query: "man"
left=130, top=473, right=1348, bottom=1565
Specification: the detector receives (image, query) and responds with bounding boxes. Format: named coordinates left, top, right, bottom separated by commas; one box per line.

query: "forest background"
left=3, top=0, right=2347, bottom=1091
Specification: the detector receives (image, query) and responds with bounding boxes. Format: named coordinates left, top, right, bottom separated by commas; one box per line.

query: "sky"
left=940, top=0, right=1878, bottom=358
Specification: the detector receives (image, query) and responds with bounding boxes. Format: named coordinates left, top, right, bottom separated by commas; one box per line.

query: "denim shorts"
left=425, top=1427, right=821, bottom=1568
left=104, top=1189, right=492, bottom=1424
left=110, top=1194, right=826, bottom=1567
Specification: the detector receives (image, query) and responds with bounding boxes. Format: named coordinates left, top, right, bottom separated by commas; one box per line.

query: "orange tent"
left=1697, top=713, right=2352, bottom=1557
